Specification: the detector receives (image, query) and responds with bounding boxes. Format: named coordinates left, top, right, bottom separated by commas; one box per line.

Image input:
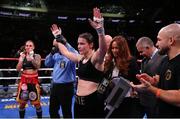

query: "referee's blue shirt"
left=44, top=43, right=78, bottom=84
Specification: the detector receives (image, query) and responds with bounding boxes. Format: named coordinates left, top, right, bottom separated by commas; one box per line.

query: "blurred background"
left=0, top=0, right=179, bottom=59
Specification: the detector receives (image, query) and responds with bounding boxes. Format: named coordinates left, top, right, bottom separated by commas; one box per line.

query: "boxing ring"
left=0, top=57, right=54, bottom=118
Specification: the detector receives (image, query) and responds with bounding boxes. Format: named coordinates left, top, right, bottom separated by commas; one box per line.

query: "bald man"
left=103, top=35, right=113, bottom=64
left=131, top=23, right=180, bottom=117
left=105, top=35, right=113, bottom=49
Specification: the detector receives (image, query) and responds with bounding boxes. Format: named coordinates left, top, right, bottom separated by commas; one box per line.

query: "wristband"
left=93, top=17, right=104, bottom=24
left=96, top=27, right=105, bottom=35
left=55, top=34, right=66, bottom=44
left=156, top=88, right=161, bottom=98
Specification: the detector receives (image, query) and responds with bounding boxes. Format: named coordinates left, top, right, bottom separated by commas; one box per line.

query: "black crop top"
left=77, top=58, right=104, bottom=83
left=22, top=56, right=36, bottom=70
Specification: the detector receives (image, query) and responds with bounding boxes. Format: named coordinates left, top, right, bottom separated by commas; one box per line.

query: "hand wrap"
left=55, top=34, right=67, bottom=45
left=51, top=46, right=59, bottom=55
left=93, top=17, right=105, bottom=35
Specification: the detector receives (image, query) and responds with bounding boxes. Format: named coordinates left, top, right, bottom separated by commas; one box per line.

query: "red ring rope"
left=0, top=58, right=45, bottom=61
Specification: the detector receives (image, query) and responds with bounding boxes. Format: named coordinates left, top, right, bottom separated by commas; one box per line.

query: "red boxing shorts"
left=16, top=73, right=41, bottom=105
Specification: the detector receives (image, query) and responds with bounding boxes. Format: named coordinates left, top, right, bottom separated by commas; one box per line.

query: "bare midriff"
left=77, top=79, right=98, bottom=96
left=23, top=69, right=38, bottom=74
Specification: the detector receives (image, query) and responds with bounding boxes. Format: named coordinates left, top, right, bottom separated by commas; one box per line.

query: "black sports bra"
left=77, top=58, right=103, bottom=83
left=22, top=56, right=36, bottom=70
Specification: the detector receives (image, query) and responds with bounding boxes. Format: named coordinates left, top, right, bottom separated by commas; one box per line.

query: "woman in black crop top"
left=50, top=8, right=107, bottom=118
left=103, top=35, right=142, bottom=118
left=16, top=40, right=42, bottom=118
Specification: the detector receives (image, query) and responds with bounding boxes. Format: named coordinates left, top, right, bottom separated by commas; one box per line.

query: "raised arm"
left=50, top=24, right=80, bottom=63
left=89, top=7, right=107, bottom=64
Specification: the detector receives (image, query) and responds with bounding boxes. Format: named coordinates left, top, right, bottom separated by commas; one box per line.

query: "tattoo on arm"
left=32, top=54, right=41, bottom=69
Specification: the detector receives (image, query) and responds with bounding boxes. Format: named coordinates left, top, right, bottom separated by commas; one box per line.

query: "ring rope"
left=0, top=76, right=52, bottom=80
left=0, top=68, right=53, bottom=71
left=0, top=57, right=45, bottom=61
left=0, top=67, right=78, bottom=71
left=0, top=84, right=50, bottom=87
left=0, top=76, right=78, bottom=80
left=0, top=58, right=18, bottom=61
left=0, top=84, right=50, bottom=89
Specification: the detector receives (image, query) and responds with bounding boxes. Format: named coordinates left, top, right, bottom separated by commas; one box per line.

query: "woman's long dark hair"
left=105, top=35, right=132, bottom=75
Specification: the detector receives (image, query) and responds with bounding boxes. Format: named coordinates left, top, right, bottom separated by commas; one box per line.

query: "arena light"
left=0, top=11, right=12, bottom=16
left=0, top=0, right=48, bottom=13
left=0, top=5, right=48, bottom=12
left=155, top=20, right=162, bottom=24
left=76, top=17, right=87, bottom=21
left=102, top=12, right=125, bottom=18
left=101, top=5, right=126, bottom=18
left=18, top=13, right=31, bottom=17
left=57, top=16, right=68, bottom=20
left=111, top=19, right=120, bottom=23
left=129, top=20, right=135, bottom=23
left=0, top=9, right=41, bottom=19
left=110, top=19, right=127, bottom=23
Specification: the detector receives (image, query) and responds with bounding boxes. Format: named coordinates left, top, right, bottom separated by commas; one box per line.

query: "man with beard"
left=131, top=23, right=180, bottom=117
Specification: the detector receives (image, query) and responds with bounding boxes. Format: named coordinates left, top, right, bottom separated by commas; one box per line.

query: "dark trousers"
left=140, top=105, right=158, bottom=118
left=49, top=82, right=74, bottom=118
left=109, top=97, right=142, bottom=118
left=74, top=91, right=105, bottom=118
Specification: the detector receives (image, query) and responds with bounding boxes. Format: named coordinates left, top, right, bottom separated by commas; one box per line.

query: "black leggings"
left=49, top=82, right=75, bottom=118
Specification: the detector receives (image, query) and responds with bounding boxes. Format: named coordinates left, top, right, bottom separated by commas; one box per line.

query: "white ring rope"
left=0, top=67, right=78, bottom=71
left=0, top=67, right=79, bottom=80
left=0, top=76, right=78, bottom=80
left=0, top=68, right=53, bottom=80
left=0, top=84, right=51, bottom=89
left=0, top=68, right=53, bottom=71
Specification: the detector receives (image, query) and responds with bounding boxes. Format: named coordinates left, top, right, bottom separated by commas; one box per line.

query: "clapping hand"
left=130, top=74, right=153, bottom=92
left=136, top=73, right=158, bottom=85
